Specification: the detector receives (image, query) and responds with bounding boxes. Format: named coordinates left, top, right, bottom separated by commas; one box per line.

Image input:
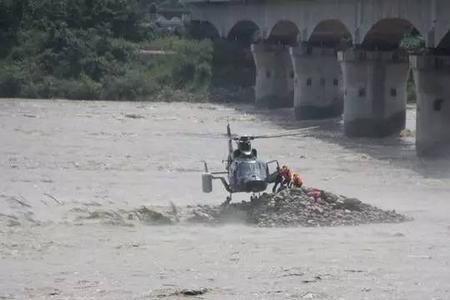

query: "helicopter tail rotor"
left=202, top=160, right=209, bottom=173
left=227, top=123, right=234, bottom=157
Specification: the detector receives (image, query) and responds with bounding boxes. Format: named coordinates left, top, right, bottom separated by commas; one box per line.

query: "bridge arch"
left=362, top=18, right=423, bottom=50
left=308, top=19, right=353, bottom=48
left=437, top=30, right=450, bottom=52
left=227, top=20, right=261, bottom=45
left=268, top=20, right=299, bottom=45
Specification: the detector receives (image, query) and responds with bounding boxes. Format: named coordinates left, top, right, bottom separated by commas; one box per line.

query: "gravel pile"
left=188, top=188, right=410, bottom=227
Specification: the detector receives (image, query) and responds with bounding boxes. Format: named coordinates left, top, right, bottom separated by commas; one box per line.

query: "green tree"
left=0, top=0, right=213, bottom=100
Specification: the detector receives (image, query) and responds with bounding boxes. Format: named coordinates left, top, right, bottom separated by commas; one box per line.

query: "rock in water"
left=178, top=288, right=209, bottom=296
left=335, top=198, right=362, bottom=211
left=71, top=188, right=410, bottom=228
left=188, top=187, right=410, bottom=227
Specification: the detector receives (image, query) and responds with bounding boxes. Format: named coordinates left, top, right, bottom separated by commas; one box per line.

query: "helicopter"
left=201, top=124, right=315, bottom=205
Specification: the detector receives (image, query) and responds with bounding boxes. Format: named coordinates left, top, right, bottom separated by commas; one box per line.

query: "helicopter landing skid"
left=250, top=193, right=258, bottom=203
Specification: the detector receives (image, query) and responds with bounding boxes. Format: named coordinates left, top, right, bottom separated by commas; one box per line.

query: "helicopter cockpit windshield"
left=237, top=160, right=267, bottom=180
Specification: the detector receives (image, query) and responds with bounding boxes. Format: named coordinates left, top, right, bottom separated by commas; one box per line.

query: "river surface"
left=1, top=99, right=449, bottom=299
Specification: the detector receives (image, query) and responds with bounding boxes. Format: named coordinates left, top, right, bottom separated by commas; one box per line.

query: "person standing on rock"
left=272, top=165, right=293, bottom=193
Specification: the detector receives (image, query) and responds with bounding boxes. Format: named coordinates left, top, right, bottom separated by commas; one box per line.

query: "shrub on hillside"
left=147, top=37, right=213, bottom=91
left=101, top=68, right=159, bottom=100
left=0, top=0, right=214, bottom=101
left=0, top=64, right=24, bottom=97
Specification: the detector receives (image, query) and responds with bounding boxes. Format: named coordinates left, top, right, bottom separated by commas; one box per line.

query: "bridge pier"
left=411, top=56, right=450, bottom=157
left=251, top=44, right=294, bottom=108
left=290, top=45, right=343, bottom=120
left=338, top=49, right=409, bottom=137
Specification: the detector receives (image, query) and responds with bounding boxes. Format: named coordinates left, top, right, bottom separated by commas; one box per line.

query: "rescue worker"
left=291, top=173, right=304, bottom=188
left=273, top=165, right=292, bottom=193
left=307, top=189, right=322, bottom=200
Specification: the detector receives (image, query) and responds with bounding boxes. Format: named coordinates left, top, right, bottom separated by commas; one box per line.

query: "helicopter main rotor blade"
left=220, top=126, right=319, bottom=140
left=250, top=126, right=319, bottom=139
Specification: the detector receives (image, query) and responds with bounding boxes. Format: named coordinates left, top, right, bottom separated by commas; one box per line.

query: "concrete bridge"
left=184, top=0, right=450, bottom=157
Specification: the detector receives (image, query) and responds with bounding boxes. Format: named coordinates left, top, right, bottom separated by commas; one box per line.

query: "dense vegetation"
left=0, top=0, right=213, bottom=100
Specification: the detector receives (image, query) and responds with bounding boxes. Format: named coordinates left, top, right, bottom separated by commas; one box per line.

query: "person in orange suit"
left=291, top=173, right=304, bottom=188
left=273, top=165, right=293, bottom=193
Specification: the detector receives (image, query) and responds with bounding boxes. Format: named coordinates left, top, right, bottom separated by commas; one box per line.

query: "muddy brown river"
left=1, top=99, right=450, bottom=299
